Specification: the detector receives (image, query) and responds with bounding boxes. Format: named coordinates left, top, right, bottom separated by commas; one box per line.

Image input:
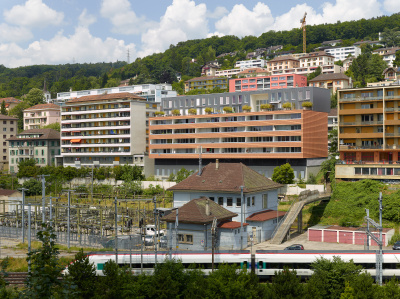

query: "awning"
left=327, top=81, right=333, bottom=83
left=70, top=139, right=81, bottom=143
left=71, top=131, right=81, bottom=133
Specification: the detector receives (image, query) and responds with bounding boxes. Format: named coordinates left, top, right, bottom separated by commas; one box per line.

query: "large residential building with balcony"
left=336, top=85, right=400, bottom=180
left=308, top=73, right=352, bottom=94
left=229, top=74, right=307, bottom=92
left=0, top=115, right=17, bottom=171
left=0, top=97, right=21, bottom=112
left=184, top=76, right=228, bottom=93
left=266, top=56, right=300, bottom=73
left=8, top=129, right=60, bottom=173
left=24, top=103, right=60, bottom=130
left=235, top=59, right=267, bottom=70
left=299, top=51, right=335, bottom=68
left=324, top=46, right=361, bottom=62
left=60, top=93, right=157, bottom=176
left=153, top=87, right=330, bottom=180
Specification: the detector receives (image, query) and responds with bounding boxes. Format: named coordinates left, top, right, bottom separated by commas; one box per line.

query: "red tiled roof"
left=66, top=92, right=146, bottom=104
left=0, top=97, right=21, bottom=104
left=161, top=197, right=237, bottom=224
left=246, top=210, right=286, bottom=222
left=309, top=73, right=350, bottom=82
left=218, top=221, right=249, bottom=229
left=301, top=51, right=334, bottom=59
left=268, top=56, right=298, bottom=62
left=168, top=162, right=282, bottom=193
left=24, top=103, right=60, bottom=111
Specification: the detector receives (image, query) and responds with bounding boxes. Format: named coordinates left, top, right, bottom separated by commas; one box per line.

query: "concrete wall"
left=280, top=184, right=325, bottom=195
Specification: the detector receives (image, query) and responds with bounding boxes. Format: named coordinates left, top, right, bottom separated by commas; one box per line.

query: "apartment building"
left=336, top=85, right=400, bottom=180
left=235, top=59, right=267, bottom=70
left=266, top=56, right=300, bottom=73
left=324, top=46, right=361, bottom=62
left=57, top=83, right=177, bottom=104
left=0, top=115, right=17, bottom=171
left=184, top=76, right=228, bottom=93
left=60, top=92, right=157, bottom=176
left=270, top=63, right=343, bottom=76
left=373, top=47, right=400, bottom=67
left=8, top=129, right=60, bottom=173
left=299, top=51, right=335, bottom=68
left=215, top=68, right=242, bottom=78
left=149, top=109, right=327, bottom=180
left=201, top=63, right=220, bottom=76
left=236, top=68, right=269, bottom=78
left=308, top=73, right=352, bottom=94
left=229, top=74, right=307, bottom=92
left=24, top=103, right=60, bottom=130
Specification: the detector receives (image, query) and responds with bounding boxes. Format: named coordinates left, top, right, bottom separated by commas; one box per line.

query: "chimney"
left=205, top=199, right=210, bottom=216
left=216, top=159, right=219, bottom=170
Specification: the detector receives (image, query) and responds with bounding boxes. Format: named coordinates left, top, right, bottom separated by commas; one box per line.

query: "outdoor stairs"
left=270, top=190, right=331, bottom=245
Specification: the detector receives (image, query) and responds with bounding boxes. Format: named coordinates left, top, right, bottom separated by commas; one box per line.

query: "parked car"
left=144, top=235, right=154, bottom=246
left=159, top=235, right=168, bottom=248
left=144, top=225, right=165, bottom=236
left=284, top=244, right=304, bottom=250
left=393, top=241, right=400, bottom=250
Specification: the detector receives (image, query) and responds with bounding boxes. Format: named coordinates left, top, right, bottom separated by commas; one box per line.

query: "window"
left=262, top=194, right=269, bottom=209
left=2, top=149, right=5, bottom=153
left=209, top=197, right=214, bottom=202
left=218, top=197, right=224, bottom=205
left=2, top=135, right=5, bottom=138
left=178, top=234, right=193, bottom=244
left=2, top=156, right=5, bottom=160
left=247, top=197, right=251, bottom=207
left=2, top=128, right=6, bottom=132
left=252, top=196, right=255, bottom=206
left=2, top=142, right=5, bottom=146
left=236, top=197, right=241, bottom=207
left=227, top=197, right=233, bottom=207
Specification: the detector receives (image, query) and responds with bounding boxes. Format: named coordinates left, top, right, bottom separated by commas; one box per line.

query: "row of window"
left=151, top=136, right=301, bottom=144
left=10, top=140, right=60, bottom=147
left=207, top=194, right=270, bottom=209
left=151, top=147, right=301, bottom=154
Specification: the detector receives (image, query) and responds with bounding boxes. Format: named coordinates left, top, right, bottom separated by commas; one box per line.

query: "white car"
left=144, top=225, right=164, bottom=236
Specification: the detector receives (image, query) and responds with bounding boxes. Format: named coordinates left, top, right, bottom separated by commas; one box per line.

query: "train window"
left=258, top=261, right=264, bottom=269
left=242, top=261, right=248, bottom=269
left=97, top=263, right=104, bottom=270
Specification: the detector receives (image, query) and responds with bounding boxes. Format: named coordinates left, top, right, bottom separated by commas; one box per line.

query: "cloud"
left=0, top=24, right=33, bottom=43
left=138, top=0, right=208, bottom=57
left=215, top=2, right=274, bottom=37
left=78, top=9, right=96, bottom=28
left=0, top=27, right=135, bottom=68
left=100, top=0, right=155, bottom=35
left=4, top=0, right=64, bottom=28
left=208, top=6, right=228, bottom=19
left=383, top=0, right=400, bottom=13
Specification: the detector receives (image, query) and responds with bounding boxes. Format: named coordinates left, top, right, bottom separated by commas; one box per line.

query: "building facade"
left=308, top=73, right=352, bottom=94
left=337, top=85, right=400, bottom=180
left=373, top=47, right=400, bottom=67
left=8, top=129, right=60, bottom=173
left=0, top=98, right=21, bottom=112
left=299, top=51, right=335, bottom=68
left=229, top=74, right=307, bottom=92
left=235, top=59, right=267, bottom=70
left=57, top=83, right=177, bottom=104
left=24, top=103, right=61, bottom=130
left=266, top=56, right=300, bottom=73
left=184, top=76, right=228, bottom=93
left=324, top=46, right=361, bottom=62
left=0, top=115, right=17, bottom=171
left=60, top=92, right=157, bottom=176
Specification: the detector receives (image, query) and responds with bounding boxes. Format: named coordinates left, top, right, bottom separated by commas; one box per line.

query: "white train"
left=64, top=250, right=400, bottom=278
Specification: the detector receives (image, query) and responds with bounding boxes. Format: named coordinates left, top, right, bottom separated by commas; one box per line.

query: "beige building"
left=24, top=103, right=61, bottom=130
left=299, top=51, right=335, bottom=68
left=8, top=129, right=60, bottom=173
left=0, top=97, right=22, bottom=112
left=308, top=73, right=352, bottom=94
left=0, top=115, right=17, bottom=171
left=266, top=56, right=300, bottom=73
left=60, top=92, right=157, bottom=176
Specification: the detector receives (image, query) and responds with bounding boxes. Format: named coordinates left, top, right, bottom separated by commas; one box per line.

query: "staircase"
left=270, top=190, right=331, bottom=245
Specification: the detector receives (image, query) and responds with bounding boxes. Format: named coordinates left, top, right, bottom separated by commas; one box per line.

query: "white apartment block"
left=324, top=46, right=361, bottom=62
left=235, top=59, right=267, bottom=70
left=57, top=83, right=177, bottom=104
left=215, top=68, right=242, bottom=78
left=270, top=64, right=343, bottom=76
left=299, top=52, right=335, bottom=68
left=60, top=93, right=157, bottom=176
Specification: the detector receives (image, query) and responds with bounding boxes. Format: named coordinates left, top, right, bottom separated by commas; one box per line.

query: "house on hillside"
left=0, top=98, right=21, bottom=112
left=167, top=162, right=284, bottom=243
left=162, top=197, right=248, bottom=250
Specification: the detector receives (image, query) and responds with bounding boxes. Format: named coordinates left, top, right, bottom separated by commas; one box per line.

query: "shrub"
left=188, top=108, right=197, bottom=115
left=282, top=102, right=292, bottom=109
left=205, top=107, right=213, bottom=114
left=223, top=106, right=233, bottom=113
left=302, top=101, right=313, bottom=108
left=260, top=103, right=272, bottom=110
left=242, top=105, right=251, bottom=111
left=389, top=233, right=400, bottom=246
left=154, top=111, right=165, bottom=116
left=172, top=109, right=180, bottom=116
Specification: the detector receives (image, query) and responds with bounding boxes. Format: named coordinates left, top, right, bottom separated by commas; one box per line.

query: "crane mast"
left=300, top=12, right=307, bottom=53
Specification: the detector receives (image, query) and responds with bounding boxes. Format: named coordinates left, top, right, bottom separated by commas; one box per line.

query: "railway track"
left=2, top=272, right=28, bottom=286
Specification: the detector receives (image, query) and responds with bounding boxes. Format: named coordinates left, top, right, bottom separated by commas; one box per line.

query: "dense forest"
left=1, top=13, right=400, bottom=98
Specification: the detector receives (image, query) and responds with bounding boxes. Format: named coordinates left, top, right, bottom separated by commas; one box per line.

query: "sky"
left=0, top=0, right=399, bottom=68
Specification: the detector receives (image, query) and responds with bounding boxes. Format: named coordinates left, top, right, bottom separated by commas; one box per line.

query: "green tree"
left=331, top=92, right=338, bottom=109
left=174, top=168, right=194, bottom=183
left=24, top=224, right=69, bottom=298
left=41, top=122, right=60, bottom=131
left=114, top=164, right=144, bottom=182
left=383, top=276, right=400, bottom=298
left=8, top=101, right=30, bottom=132
left=271, top=268, right=304, bottom=298
left=65, top=249, right=97, bottom=298
left=308, top=66, right=322, bottom=81
left=393, top=50, right=400, bottom=67
left=329, top=128, right=338, bottom=156
left=272, top=163, right=295, bottom=184
left=96, top=260, right=131, bottom=299
left=22, top=179, right=42, bottom=196
left=0, top=101, right=6, bottom=115
left=25, top=88, right=45, bottom=106
left=381, top=27, right=400, bottom=47
left=17, top=158, right=39, bottom=178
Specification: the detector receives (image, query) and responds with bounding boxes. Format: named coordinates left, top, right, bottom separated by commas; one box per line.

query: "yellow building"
left=337, top=85, right=400, bottom=180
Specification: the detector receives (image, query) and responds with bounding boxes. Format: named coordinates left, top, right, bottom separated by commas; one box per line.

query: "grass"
left=0, top=256, right=75, bottom=272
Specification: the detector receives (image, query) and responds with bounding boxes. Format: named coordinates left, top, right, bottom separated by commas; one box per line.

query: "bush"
left=260, top=103, right=272, bottom=110
left=307, top=173, right=317, bottom=184
left=205, top=107, right=213, bottom=113
left=223, top=106, right=233, bottom=113
left=22, top=179, right=42, bottom=195
left=282, top=102, right=292, bottom=109
left=302, top=101, right=313, bottom=108
left=154, top=111, right=165, bottom=116
left=272, top=163, right=294, bottom=184
left=242, top=105, right=251, bottom=111
left=389, top=233, right=400, bottom=246
left=188, top=108, right=197, bottom=115
left=172, top=109, right=180, bottom=116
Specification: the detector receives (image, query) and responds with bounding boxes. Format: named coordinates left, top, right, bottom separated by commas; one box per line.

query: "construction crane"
left=300, top=12, right=307, bottom=53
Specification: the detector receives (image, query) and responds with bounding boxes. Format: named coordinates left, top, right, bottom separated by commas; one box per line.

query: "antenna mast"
left=300, top=12, right=307, bottom=53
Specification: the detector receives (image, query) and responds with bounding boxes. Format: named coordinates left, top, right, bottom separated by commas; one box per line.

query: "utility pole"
left=28, top=203, right=31, bottom=273
left=64, top=189, right=74, bottom=249
left=153, top=196, right=158, bottom=265
left=175, top=208, right=179, bottom=252
left=115, top=197, right=118, bottom=265
left=240, top=186, right=244, bottom=250
left=211, top=217, right=217, bottom=272
left=19, top=188, right=28, bottom=243
left=364, top=192, right=383, bottom=286
left=39, top=175, right=49, bottom=223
